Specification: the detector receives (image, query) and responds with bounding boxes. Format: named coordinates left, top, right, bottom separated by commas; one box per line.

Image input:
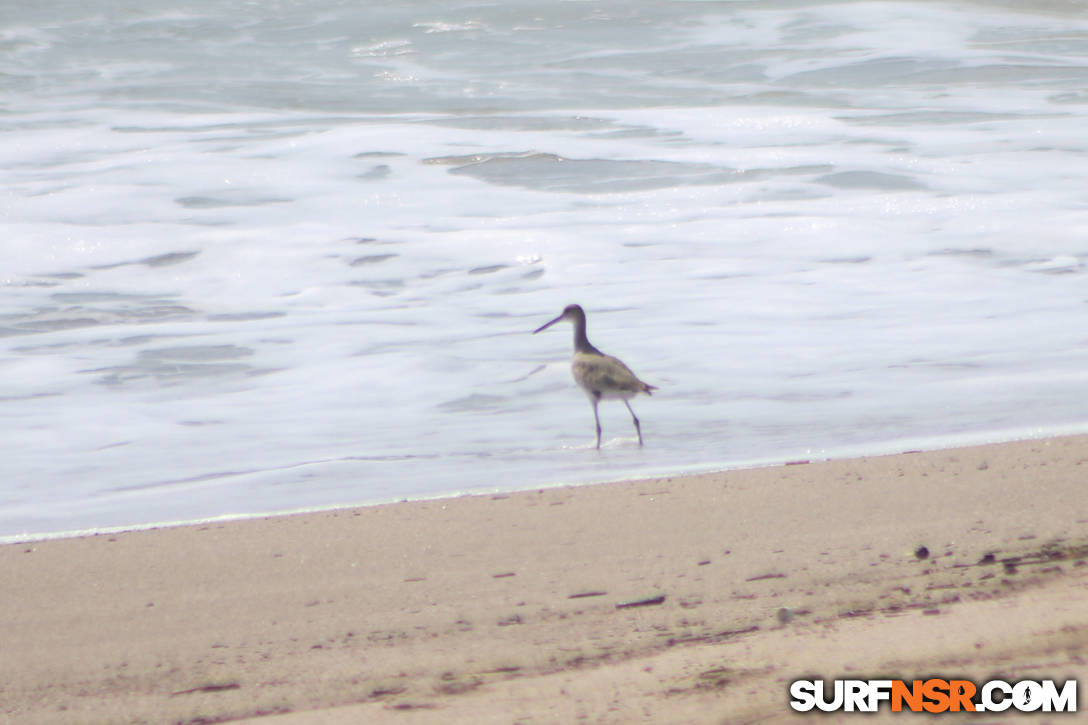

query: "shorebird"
left=533, top=304, right=657, bottom=449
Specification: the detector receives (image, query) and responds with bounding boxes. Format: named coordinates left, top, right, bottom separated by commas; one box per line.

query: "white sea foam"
left=2, top=1, right=1088, bottom=538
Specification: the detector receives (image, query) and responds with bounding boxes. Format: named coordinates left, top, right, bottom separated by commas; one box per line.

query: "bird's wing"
left=574, top=354, right=653, bottom=396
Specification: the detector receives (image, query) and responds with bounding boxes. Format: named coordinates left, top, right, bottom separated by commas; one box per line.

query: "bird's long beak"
left=533, top=313, right=564, bottom=334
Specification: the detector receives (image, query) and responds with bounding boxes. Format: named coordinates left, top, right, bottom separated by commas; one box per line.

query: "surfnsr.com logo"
left=790, top=678, right=1077, bottom=713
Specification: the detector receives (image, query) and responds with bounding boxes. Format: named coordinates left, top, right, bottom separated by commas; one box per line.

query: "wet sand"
left=2, top=435, right=1086, bottom=724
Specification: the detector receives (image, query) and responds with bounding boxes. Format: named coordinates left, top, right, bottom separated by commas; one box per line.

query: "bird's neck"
left=572, top=317, right=603, bottom=356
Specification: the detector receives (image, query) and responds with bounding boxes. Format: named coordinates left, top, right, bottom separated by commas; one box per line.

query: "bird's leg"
left=592, top=397, right=602, bottom=450
left=624, top=400, right=643, bottom=446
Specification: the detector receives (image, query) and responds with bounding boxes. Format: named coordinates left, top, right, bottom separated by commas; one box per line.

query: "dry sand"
left=2, top=435, right=1086, bottom=724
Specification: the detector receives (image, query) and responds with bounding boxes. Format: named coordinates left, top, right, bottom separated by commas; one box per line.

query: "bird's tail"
left=643, top=383, right=658, bottom=395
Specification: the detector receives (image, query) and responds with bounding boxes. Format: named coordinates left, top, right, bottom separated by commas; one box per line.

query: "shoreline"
left=3, top=434, right=1086, bottom=723
left=7, top=424, right=1088, bottom=546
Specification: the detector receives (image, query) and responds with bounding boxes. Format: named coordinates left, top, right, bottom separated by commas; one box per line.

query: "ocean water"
left=3, top=0, right=1088, bottom=540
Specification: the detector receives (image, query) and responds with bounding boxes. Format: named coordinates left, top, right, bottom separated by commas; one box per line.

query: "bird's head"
left=533, top=304, right=585, bottom=334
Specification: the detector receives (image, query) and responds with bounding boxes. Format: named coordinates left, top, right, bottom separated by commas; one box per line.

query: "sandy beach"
left=3, top=434, right=1086, bottom=724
